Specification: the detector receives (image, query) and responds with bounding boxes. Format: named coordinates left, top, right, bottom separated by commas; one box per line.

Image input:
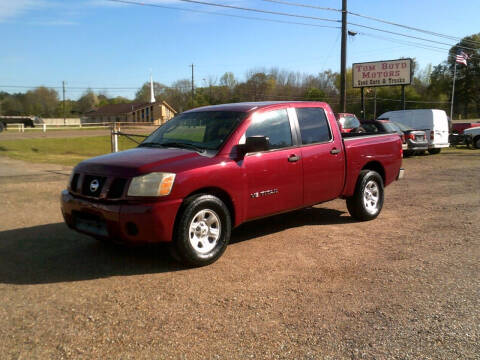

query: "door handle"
left=330, top=148, right=341, bottom=155
left=288, top=154, right=300, bottom=162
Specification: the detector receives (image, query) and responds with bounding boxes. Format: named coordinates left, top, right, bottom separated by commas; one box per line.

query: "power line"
left=358, top=32, right=451, bottom=54
left=260, top=0, right=480, bottom=48
left=109, top=0, right=478, bottom=53
left=347, top=11, right=480, bottom=48
left=108, top=0, right=341, bottom=24
left=348, top=21, right=478, bottom=51
left=103, top=0, right=341, bottom=29
left=259, top=0, right=341, bottom=13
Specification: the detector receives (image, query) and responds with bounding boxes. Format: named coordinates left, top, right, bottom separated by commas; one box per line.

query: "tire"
left=428, top=148, right=441, bottom=155
left=0, top=122, right=4, bottom=132
left=173, top=194, right=231, bottom=267
left=474, top=136, right=480, bottom=149
left=346, top=170, right=384, bottom=221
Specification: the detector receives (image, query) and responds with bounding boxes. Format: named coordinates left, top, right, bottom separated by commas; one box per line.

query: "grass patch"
left=0, top=136, right=138, bottom=166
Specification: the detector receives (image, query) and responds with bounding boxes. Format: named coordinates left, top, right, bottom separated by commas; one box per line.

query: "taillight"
left=408, top=133, right=415, bottom=140
left=430, top=131, right=434, bottom=140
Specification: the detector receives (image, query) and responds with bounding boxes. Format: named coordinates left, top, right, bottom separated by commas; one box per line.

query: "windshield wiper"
left=138, top=142, right=164, bottom=148
left=160, top=142, right=206, bottom=153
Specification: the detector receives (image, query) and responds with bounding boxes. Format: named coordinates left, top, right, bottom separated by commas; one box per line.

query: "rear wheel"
left=474, top=136, right=480, bottom=149
left=428, top=148, right=441, bottom=155
left=173, top=194, right=231, bottom=267
left=346, top=170, right=384, bottom=221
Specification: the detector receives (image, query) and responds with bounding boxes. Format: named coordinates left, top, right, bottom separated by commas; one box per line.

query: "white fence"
left=5, top=122, right=158, bottom=132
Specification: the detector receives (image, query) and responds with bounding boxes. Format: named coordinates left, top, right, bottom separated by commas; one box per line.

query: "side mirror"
left=245, top=136, right=270, bottom=153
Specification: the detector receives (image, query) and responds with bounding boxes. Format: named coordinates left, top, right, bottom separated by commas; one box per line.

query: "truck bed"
left=341, top=132, right=403, bottom=197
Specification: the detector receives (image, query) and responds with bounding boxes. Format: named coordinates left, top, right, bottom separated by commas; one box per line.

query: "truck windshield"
left=140, top=111, right=246, bottom=151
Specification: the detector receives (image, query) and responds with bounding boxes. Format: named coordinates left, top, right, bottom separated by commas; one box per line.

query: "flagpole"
left=450, top=61, right=457, bottom=121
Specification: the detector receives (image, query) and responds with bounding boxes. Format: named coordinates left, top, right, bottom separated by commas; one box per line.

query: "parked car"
left=463, top=126, right=480, bottom=149
left=335, top=113, right=361, bottom=133
left=390, top=121, right=428, bottom=156
left=451, top=122, right=480, bottom=134
left=61, top=101, right=403, bottom=266
left=378, top=109, right=449, bottom=154
left=359, top=119, right=406, bottom=147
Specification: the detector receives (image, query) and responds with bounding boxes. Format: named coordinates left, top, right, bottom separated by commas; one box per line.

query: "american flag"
left=456, top=51, right=470, bottom=66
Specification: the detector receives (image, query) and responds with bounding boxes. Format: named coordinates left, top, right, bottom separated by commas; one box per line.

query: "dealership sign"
left=352, top=59, right=412, bottom=88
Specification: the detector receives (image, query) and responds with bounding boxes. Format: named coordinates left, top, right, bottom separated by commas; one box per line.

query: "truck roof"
left=184, top=101, right=329, bottom=113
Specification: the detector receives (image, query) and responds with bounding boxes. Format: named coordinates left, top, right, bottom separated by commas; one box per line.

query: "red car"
left=451, top=122, right=480, bottom=134
left=61, top=102, right=403, bottom=266
left=335, top=113, right=361, bottom=133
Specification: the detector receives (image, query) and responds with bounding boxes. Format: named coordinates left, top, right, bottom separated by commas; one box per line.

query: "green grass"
left=0, top=136, right=138, bottom=166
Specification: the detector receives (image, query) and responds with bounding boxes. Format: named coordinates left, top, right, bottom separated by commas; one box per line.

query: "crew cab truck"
left=61, top=101, right=404, bottom=266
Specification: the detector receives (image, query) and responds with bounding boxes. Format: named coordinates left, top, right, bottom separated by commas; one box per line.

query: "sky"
left=0, top=0, right=479, bottom=100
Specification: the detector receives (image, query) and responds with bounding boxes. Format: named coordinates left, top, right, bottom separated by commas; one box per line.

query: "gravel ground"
left=0, top=150, right=479, bottom=359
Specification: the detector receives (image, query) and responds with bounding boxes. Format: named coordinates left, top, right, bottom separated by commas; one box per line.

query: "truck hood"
left=75, top=147, right=203, bottom=177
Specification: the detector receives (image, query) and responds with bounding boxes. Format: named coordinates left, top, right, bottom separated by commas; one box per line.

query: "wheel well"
left=175, top=187, right=236, bottom=228
left=361, top=161, right=385, bottom=184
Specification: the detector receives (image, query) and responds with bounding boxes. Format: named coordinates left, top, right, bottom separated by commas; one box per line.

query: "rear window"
left=296, top=107, right=331, bottom=144
left=392, top=121, right=412, bottom=131
left=383, top=122, right=400, bottom=133
left=339, top=115, right=360, bottom=129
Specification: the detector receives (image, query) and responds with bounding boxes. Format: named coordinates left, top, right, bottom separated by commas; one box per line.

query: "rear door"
left=241, top=108, right=303, bottom=220
left=432, top=111, right=450, bottom=147
left=293, top=106, right=345, bottom=205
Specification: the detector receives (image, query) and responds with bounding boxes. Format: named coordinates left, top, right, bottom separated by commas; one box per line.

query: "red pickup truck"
left=61, top=101, right=403, bottom=266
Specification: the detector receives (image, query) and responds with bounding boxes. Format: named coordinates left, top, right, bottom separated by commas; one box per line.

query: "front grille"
left=82, top=175, right=106, bottom=197
left=108, top=178, right=127, bottom=199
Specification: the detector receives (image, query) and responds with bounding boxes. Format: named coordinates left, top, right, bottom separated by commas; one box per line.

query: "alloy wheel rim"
left=363, top=180, right=380, bottom=214
left=188, top=209, right=221, bottom=254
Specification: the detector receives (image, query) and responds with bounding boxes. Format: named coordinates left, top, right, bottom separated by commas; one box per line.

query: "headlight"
left=127, top=172, right=176, bottom=197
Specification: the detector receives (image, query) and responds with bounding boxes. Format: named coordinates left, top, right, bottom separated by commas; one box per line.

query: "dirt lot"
left=0, top=150, right=479, bottom=359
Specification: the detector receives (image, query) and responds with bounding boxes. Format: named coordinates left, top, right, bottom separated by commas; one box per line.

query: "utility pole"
left=190, top=64, right=195, bottom=107
left=62, top=81, right=66, bottom=125
left=340, top=0, right=347, bottom=112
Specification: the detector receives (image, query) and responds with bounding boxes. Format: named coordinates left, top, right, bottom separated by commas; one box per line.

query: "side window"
left=245, top=109, right=292, bottom=150
left=296, top=107, right=332, bottom=144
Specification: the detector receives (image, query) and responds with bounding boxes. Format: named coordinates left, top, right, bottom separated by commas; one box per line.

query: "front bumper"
left=60, top=190, right=183, bottom=243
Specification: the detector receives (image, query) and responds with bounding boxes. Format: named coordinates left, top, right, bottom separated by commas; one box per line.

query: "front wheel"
left=428, top=148, right=441, bottom=155
left=173, top=194, right=231, bottom=267
left=346, top=170, right=384, bottom=221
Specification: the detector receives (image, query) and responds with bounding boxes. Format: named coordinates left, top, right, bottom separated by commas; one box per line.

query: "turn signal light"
left=430, top=131, right=434, bottom=140
left=159, top=174, right=175, bottom=196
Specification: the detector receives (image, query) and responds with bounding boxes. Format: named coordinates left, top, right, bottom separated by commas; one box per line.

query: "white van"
left=378, top=109, right=449, bottom=154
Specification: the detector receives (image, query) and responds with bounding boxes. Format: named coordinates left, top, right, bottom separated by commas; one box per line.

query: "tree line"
left=1, top=33, right=479, bottom=120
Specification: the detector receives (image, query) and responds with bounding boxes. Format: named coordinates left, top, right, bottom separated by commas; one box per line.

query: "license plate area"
left=73, top=211, right=108, bottom=237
